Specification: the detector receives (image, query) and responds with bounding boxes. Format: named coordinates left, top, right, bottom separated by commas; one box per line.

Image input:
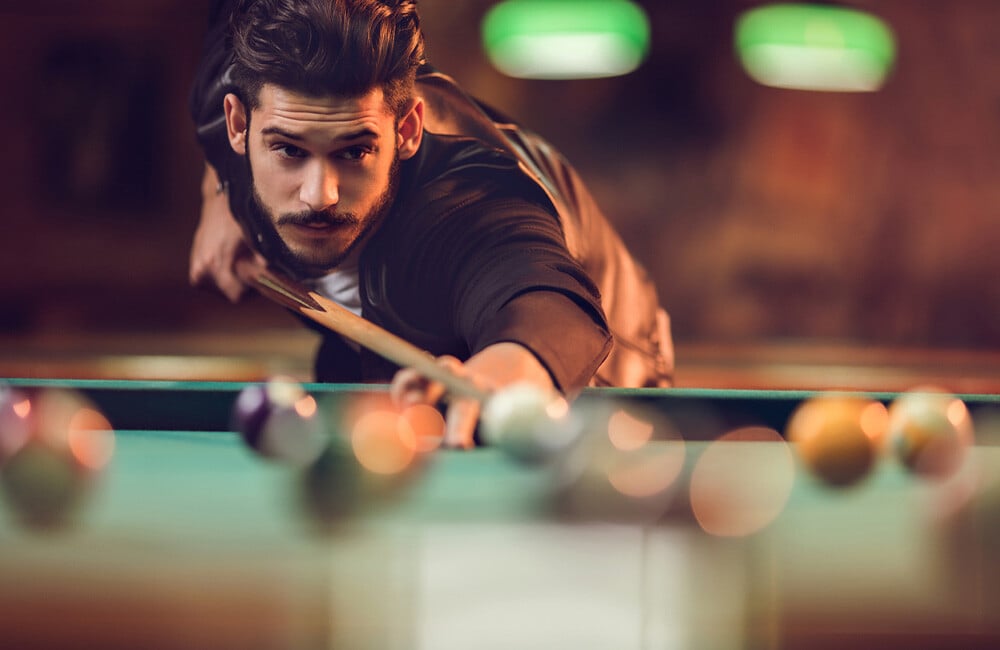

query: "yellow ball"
left=785, top=395, right=887, bottom=488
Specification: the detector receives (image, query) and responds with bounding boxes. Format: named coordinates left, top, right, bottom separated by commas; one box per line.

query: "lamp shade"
left=482, top=0, right=651, bottom=80
left=735, top=3, right=896, bottom=92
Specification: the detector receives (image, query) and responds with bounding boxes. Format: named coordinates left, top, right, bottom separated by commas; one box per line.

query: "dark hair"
left=230, top=0, right=425, bottom=118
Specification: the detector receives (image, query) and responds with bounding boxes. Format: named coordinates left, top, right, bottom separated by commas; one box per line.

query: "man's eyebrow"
left=260, top=127, right=379, bottom=142
left=261, top=126, right=304, bottom=141
left=338, top=128, right=379, bottom=142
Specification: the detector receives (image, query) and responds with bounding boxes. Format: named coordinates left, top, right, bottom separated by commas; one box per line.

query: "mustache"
left=277, top=210, right=360, bottom=227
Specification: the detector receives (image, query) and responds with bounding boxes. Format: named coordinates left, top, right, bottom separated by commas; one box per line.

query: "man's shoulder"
left=416, top=67, right=526, bottom=152
left=414, top=132, right=518, bottom=183
left=405, top=132, right=550, bottom=219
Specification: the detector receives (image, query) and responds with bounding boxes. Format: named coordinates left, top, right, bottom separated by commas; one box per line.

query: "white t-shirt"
left=309, top=268, right=362, bottom=351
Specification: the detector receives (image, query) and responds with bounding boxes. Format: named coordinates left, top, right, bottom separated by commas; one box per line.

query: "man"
left=189, top=0, right=673, bottom=447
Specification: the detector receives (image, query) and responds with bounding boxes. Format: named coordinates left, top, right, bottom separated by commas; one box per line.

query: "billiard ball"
left=0, top=388, right=114, bottom=530
left=298, top=393, right=431, bottom=532
left=298, top=431, right=366, bottom=530
left=785, top=394, right=887, bottom=488
left=479, top=383, right=578, bottom=464
left=230, top=378, right=327, bottom=467
left=886, top=387, right=974, bottom=479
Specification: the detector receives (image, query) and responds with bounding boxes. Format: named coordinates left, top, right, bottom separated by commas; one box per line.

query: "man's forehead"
left=254, top=84, right=392, bottom=132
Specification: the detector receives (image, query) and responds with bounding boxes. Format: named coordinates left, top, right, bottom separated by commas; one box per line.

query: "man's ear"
left=397, top=98, right=424, bottom=160
left=224, top=93, right=249, bottom=155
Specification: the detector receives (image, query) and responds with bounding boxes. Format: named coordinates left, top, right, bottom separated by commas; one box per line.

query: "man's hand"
left=189, top=164, right=265, bottom=302
left=390, top=342, right=557, bottom=449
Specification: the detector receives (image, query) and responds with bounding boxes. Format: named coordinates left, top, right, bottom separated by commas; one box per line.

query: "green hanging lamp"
left=482, top=0, right=651, bottom=80
left=735, top=3, right=896, bottom=92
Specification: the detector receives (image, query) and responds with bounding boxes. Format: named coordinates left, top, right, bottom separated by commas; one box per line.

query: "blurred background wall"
left=0, top=0, right=997, bottom=378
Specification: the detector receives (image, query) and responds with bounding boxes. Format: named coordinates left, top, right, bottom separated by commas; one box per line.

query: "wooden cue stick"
left=235, top=259, right=491, bottom=402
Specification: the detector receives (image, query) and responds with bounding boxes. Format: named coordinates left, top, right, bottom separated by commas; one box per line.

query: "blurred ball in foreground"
left=299, top=431, right=366, bottom=528
left=299, top=392, right=432, bottom=531
left=0, top=387, right=115, bottom=529
left=480, top=383, right=576, bottom=464
left=886, top=387, right=974, bottom=479
left=785, top=394, right=887, bottom=488
left=231, top=378, right=327, bottom=467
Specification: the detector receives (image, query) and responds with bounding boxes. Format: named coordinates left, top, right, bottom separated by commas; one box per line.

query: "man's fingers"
left=443, top=397, right=480, bottom=450
left=190, top=185, right=257, bottom=302
left=391, top=367, right=438, bottom=406
left=390, top=356, right=486, bottom=449
left=391, top=356, right=465, bottom=407
left=189, top=253, right=248, bottom=303
left=217, top=272, right=248, bottom=303
left=435, top=357, right=484, bottom=448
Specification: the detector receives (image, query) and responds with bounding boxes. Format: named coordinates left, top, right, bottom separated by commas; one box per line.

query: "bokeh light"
left=293, top=394, right=318, bottom=419
left=689, top=427, right=795, bottom=537
left=606, top=439, right=686, bottom=498
left=12, top=396, right=31, bottom=419
left=67, top=407, right=115, bottom=471
left=351, top=409, right=417, bottom=476
left=401, top=403, right=446, bottom=453
left=607, top=408, right=655, bottom=451
left=550, top=399, right=685, bottom=524
left=859, top=400, right=889, bottom=445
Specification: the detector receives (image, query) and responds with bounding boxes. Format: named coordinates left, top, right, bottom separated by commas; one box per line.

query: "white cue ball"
left=480, top=383, right=575, bottom=464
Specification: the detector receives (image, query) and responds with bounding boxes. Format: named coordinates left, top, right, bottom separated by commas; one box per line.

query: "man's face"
left=232, top=84, right=419, bottom=277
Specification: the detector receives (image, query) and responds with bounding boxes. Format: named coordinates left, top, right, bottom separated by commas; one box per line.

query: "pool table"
left=1, top=379, right=999, bottom=649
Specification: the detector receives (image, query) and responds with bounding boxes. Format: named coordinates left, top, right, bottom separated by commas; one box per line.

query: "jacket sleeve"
left=473, top=289, right=612, bottom=395
left=381, top=180, right=613, bottom=394
left=450, top=197, right=612, bottom=393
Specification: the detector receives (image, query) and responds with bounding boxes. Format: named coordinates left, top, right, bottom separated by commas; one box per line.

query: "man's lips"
left=278, top=212, right=359, bottom=243
left=286, top=221, right=342, bottom=238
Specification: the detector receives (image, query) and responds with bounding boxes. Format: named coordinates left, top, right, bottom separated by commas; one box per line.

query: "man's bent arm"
left=189, top=163, right=261, bottom=303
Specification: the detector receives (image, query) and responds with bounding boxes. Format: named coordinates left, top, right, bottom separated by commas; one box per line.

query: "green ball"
left=1, top=442, right=89, bottom=529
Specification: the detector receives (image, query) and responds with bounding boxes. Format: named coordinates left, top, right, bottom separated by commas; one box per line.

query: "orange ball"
left=785, top=395, right=887, bottom=488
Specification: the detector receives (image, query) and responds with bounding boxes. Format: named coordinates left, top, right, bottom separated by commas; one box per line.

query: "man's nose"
left=300, top=160, right=339, bottom=211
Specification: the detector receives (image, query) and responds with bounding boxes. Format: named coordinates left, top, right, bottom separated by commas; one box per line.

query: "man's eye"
left=339, top=146, right=373, bottom=161
left=274, top=144, right=307, bottom=159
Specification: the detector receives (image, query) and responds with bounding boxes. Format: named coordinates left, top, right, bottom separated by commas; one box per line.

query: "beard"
left=245, top=154, right=400, bottom=279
